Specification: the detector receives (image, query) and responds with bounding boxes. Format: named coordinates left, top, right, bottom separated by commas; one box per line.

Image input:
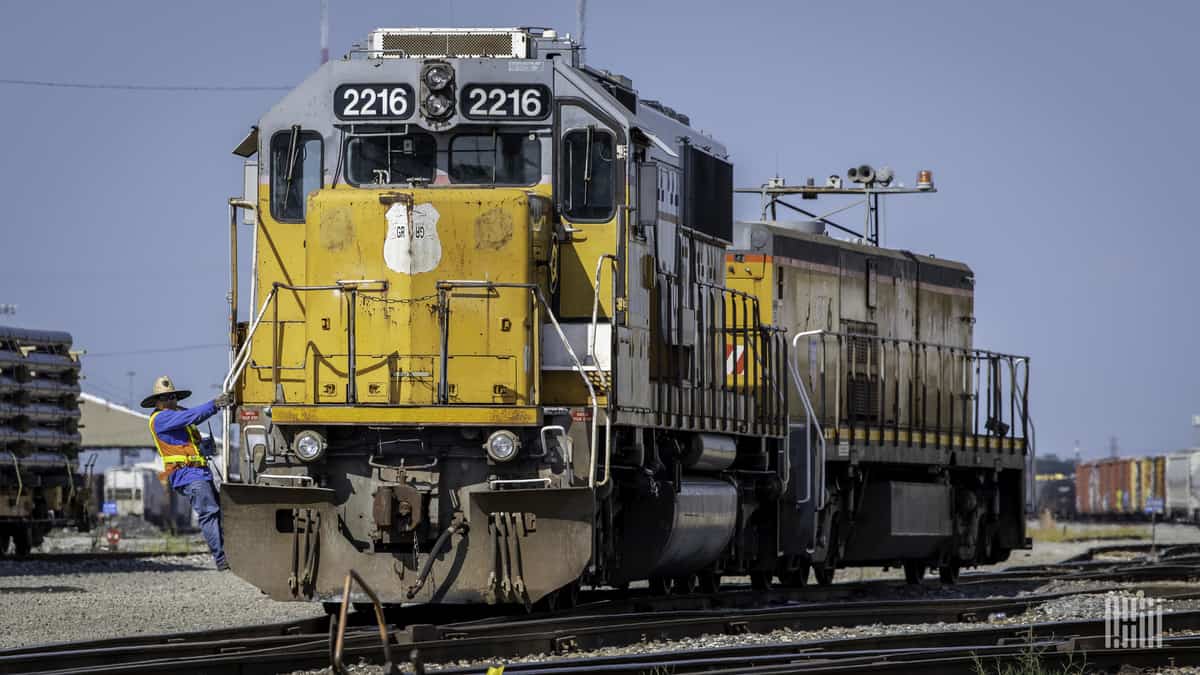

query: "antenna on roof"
left=320, top=0, right=330, bottom=64
left=576, top=0, right=587, bottom=64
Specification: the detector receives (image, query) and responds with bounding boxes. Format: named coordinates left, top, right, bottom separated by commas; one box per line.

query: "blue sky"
left=1, top=1, right=1196, bottom=458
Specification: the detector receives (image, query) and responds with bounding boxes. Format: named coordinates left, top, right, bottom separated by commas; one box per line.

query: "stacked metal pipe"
left=0, top=326, right=82, bottom=457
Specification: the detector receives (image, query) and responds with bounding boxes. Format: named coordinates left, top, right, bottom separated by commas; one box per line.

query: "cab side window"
left=561, top=127, right=615, bottom=221
left=270, top=129, right=323, bottom=222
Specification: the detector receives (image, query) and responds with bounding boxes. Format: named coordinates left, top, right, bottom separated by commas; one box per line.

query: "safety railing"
left=435, top=280, right=609, bottom=488
left=221, top=279, right=387, bottom=477
left=223, top=279, right=389, bottom=403
left=790, top=329, right=1030, bottom=452
left=650, top=273, right=787, bottom=439
left=223, top=276, right=608, bottom=488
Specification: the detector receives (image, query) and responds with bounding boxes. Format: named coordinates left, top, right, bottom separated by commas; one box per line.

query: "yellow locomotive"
left=222, top=27, right=1031, bottom=605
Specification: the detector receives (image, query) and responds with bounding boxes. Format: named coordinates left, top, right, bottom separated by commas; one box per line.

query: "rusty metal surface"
left=224, top=484, right=593, bottom=605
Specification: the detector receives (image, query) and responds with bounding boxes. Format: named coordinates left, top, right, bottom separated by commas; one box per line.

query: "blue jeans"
left=180, top=480, right=226, bottom=568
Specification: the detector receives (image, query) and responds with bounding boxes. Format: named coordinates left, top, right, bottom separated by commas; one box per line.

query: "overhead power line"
left=0, top=78, right=290, bottom=92
left=85, top=344, right=226, bottom=358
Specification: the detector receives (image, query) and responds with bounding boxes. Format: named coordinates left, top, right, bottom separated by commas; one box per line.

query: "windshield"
left=345, top=130, right=437, bottom=185
left=449, top=133, right=541, bottom=185
left=343, top=128, right=542, bottom=187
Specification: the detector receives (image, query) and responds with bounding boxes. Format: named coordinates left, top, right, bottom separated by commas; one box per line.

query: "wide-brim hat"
left=140, top=375, right=192, bottom=408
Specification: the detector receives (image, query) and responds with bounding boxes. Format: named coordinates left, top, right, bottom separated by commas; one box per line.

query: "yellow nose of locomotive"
left=301, top=187, right=544, bottom=408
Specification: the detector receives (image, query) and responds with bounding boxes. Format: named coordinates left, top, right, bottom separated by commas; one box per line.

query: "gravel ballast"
left=0, top=554, right=322, bottom=648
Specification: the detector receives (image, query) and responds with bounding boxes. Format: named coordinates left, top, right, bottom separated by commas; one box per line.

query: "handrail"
left=790, top=330, right=827, bottom=511
left=221, top=283, right=280, bottom=479
left=220, top=279, right=388, bottom=480
left=588, top=254, right=618, bottom=488
left=1013, top=357, right=1035, bottom=511
left=436, top=280, right=608, bottom=488
left=589, top=254, right=619, bottom=368
left=227, top=277, right=608, bottom=489
left=220, top=279, right=390, bottom=397
left=790, top=328, right=1029, bottom=450
left=222, top=286, right=278, bottom=396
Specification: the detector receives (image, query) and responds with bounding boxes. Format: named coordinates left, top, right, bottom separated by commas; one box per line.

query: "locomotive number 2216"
left=334, top=83, right=414, bottom=120
left=462, top=84, right=551, bottom=120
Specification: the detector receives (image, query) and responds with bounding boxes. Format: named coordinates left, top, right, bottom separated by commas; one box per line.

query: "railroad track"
left=1, top=550, right=207, bottom=563
left=4, top=545, right=1200, bottom=674
left=432, top=621, right=1200, bottom=675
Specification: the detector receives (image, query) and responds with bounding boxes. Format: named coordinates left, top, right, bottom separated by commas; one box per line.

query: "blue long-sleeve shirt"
left=152, top=400, right=219, bottom=489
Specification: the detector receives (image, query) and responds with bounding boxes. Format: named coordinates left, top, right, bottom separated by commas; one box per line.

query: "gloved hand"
left=214, top=392, right=234, bottom=408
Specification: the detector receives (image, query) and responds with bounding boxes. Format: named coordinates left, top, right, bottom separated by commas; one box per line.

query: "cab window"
left=269, top=129, right=323, bottom=222
left=345, top=130, right=437, bottom=186
left=561, top=127, right=615, bottom=221
left=449, top=133, right=541, bottom=185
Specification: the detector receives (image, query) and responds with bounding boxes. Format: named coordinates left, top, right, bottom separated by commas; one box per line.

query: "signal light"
left=917, top=170, right=934, bottom=190
left=423, top=63, right=453, bottom=90
left=424, top=93, right=453, bottom=118
left=420, top=61, right=456, bottom=120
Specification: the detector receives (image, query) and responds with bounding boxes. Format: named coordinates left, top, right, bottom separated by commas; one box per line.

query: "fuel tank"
left=611, top=477, right=737, bottom=583
left=681, top=433, right=737, bottom=471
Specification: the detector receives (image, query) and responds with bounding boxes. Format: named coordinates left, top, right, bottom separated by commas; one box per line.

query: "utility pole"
left=1108, top=435, right=1119, bottom=459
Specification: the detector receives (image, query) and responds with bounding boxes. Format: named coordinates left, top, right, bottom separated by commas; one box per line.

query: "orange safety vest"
left=148, top=411, right=208, bottom=474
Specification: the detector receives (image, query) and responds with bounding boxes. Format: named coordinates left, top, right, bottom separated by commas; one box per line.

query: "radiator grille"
left=842, top=320, right=877, bottom=366
left=847, top=373, right=879, bottom=423
left=378, top=32, right=518, bottom=58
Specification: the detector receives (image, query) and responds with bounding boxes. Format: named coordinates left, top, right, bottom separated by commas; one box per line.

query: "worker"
left=141, top=375, right=232, bottom=570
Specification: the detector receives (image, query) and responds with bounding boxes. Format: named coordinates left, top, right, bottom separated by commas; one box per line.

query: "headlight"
left=485, top=430, right=520, bottom=463
left=293, top=430, right=326, bottom=462
left=423, top=93, right=453, bottom=118
left=423, top=64, right=453, bottom=90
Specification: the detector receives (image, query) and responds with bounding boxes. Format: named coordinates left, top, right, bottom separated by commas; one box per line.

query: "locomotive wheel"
left=649, top=576, right=672, bottom=596
left=939, top=563, right=961, bottom=584
left=750, top=571, right=771, bottom=591
left=903, top=562, right=925, bottom=585
left=812, top=565, right=835, bottom=586
left=779, top=563, right=810, bottom=587
left=673, top=575, right=698, bottom=595
left=697, top=572, right=722, bottom=594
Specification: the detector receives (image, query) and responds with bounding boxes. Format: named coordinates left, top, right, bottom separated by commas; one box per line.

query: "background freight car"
left=1076, top=457, right=1166, bottom=520
left=1165, top=449, right=1200, bottom=522
left=1036, top=474, right=1076, bottom=520
left=102, top=464, right=192, bottom=531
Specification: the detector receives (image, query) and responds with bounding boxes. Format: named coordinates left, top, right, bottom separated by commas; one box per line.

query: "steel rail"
left=19, top=590, right=1200, bottom=675
left=7, top=581, right=1200, bottom=674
